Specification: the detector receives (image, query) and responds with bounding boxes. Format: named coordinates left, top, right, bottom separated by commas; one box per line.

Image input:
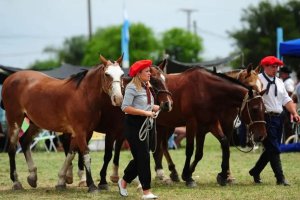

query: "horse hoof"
left=110, top=175, right=119, bottom=183
left=55, top=184, right=67, bottom=190
left=217, top=174, right=227, bottom=186
left=185, top=180, right=197, bottom=188
left=66, top=176, right=73, bottom=184
left=12, top=182, right=24, bottom=190
left=27, top=176, right=37, bottom=188
left=227, top=176, right=236, bottom=184
left=170, top=172, right=180, bottom=182
left=98, top=183, right=109, bottom=191
left=78, top=181, right=87, bottom=187
left=88, top=184, right=98, bottom=193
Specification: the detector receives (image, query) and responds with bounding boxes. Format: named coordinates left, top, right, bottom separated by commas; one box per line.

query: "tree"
left=161, top=28, right=203, bottom=62
left=29, top=35, right=88, bottom=70
left=228, top=0, right=300, bottom=69
left=82, top=23, right=161, bottom=66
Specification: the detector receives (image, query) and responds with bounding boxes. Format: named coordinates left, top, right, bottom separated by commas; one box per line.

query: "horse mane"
left=184, top=67, right=249, bottom=89
left=66, top=69, right=89, bottom=88
left=214, top=71, right=248, bottom=89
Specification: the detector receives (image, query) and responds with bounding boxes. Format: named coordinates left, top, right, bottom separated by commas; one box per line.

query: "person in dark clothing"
left=249, top=56, right=300, bottom=186
left=118, top=60, right=159, bottom=199
left=279, top=66, right=295, bottom=142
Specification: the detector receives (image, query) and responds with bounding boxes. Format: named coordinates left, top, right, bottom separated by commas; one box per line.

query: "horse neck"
left=225, top=70, right=242, bottom=80
left=82, top=67, right=107, bottom=102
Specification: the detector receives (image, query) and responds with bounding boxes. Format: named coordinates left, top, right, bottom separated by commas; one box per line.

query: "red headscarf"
left=129, top=60, right=152, bottom=77
left=260, top=56, right=284, bottom=67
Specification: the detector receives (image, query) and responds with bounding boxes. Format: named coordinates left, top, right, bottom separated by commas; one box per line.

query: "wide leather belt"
left=265, top=111, right=281, bottom=117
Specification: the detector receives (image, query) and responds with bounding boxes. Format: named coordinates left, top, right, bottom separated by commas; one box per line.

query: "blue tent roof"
left=280, top=38, right=300, bottom=57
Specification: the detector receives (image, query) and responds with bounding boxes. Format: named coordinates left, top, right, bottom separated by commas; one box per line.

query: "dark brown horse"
left=153, top=64, right=264, bottom=184
left=1, top=55, right=124, bottom=192
left=60, top=62, right=173, bottom=190
left=150, top=65, right=267, bottom=187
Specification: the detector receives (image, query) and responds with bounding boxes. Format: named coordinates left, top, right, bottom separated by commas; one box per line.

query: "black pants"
left=250, top=114, right=285, bottom=182
left=122, top=114, right=151, bottom=190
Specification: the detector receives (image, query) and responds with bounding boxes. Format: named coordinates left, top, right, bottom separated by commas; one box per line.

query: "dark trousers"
left=122, top=115, right=151, bottom=190
left=250, top=113, right=285, bottom=181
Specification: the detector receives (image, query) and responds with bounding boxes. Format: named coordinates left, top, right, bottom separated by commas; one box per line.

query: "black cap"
left=279, top=66, right=292, bottom=74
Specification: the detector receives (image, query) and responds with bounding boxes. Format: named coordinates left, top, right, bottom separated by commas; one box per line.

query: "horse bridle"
left=239, top=92, right=266, bottom=142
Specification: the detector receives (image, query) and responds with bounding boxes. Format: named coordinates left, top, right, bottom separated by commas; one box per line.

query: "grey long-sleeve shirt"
left=121, top=82, right=154, bottom=113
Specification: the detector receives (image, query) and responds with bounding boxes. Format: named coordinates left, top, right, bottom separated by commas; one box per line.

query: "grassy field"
left=0, top=135, right=299, bottom=200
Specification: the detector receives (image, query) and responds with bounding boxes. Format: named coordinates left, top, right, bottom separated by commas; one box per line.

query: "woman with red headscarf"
left=249, top=56, right=300, bottom=186
left=118, top=60, right=159, bottom=199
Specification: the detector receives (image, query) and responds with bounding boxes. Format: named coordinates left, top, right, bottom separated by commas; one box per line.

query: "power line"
left=179, top=8, right=198, bottom=32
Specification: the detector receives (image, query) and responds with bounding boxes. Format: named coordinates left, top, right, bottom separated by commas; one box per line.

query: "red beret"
left=129, top=60, right=152, bottom=77
left=260, top=56, right=284, bottom=67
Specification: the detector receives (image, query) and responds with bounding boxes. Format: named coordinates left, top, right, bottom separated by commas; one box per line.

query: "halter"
left=237, top=92, right=266, bottom=152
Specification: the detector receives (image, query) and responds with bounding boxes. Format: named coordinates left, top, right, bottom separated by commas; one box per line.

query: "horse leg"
left=76, top=133, right=97, bottom=193
left=211, top=121, right=229, bottom=186
left=56, top=151, right=76, bottom=190
left=110, top=136, right=124, bottom=183
left=7, top=121, right=23, bottom=190
left=98, top=133, right=114, bottom=190
left=189, top=128, right=206, bottom=179
left=153, top=125, right=166, bottom=180
left=77, top=152, right=86, bottom=187
left=181, top=120, right=197, bottom=187
left=60, top=133, right=74, bottom=185
left=19, top=123, right=41, bottom=188
left=162, top=129, right=180, bottom=182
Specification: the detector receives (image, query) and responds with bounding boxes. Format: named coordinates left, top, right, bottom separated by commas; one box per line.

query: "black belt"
left=265, top=112, right=281, bottom=117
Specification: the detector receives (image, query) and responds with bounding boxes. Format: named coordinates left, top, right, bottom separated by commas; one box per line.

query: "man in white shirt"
left=249, top=56, right=300, bottom=186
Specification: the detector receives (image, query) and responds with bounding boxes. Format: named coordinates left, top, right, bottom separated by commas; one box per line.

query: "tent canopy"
left=279, top=38, right=300, bottom=57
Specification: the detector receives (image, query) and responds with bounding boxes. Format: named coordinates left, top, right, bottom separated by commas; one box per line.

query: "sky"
left=0, top=0, right=286, bottom=69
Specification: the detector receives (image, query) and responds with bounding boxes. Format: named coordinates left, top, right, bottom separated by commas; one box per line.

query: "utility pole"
left=87, top=0, right=92, bottom=41
left=180, top=8, right=198, bottom=32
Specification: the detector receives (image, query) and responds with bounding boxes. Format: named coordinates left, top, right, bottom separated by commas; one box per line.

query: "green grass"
left=0, top=135, right=299, bottom=200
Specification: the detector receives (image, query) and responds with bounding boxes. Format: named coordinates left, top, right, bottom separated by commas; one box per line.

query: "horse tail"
left=1, top=100, right=5, bottom=110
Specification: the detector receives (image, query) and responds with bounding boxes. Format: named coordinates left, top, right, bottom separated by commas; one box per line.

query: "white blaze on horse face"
left=256, top=79, right=262, bottom=92
left=106, top=64, right=124, bottom=106
left=160, top=74, right=166, bottom=82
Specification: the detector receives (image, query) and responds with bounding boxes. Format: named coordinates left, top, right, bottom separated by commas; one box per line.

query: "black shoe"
left=277, top=179, right=290, bottom=186
left=249, top=170, right=262, bottom=184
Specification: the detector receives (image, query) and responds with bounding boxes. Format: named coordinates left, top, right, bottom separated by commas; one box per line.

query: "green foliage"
left=82, top=26, right=122, bottom=66
left=229, top=0, right=300, bottom=69
left=82, top=23, right=161, bottom=66
left=161, top=28, right=203, bottom=62
left=31, top=24, right=205, bottom=68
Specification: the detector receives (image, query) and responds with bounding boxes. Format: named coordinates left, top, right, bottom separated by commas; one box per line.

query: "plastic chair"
left=17, top=130, right=57, bottom=153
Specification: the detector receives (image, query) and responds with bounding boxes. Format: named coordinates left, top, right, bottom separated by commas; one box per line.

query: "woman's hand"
left=144, top=110, right=156, bottom=118
left=152, top=105, right=160, bottom=112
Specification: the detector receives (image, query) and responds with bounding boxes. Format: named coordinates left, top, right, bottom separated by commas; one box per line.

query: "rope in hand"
left=139, top=109, right=161, bottom=153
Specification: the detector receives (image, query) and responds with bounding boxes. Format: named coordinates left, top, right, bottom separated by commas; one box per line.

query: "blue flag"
left=121, top=8, right=130, bottom=68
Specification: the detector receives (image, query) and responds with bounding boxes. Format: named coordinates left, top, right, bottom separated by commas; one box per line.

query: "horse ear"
left=259, top=89, right=266, bottom=96
left=246, top=63, right=252, bottom=74
left=158, top=59, right=167, bottom=71
left=99, top=55, right=108, bottom=65
left=254, top=65, right=261, bottom=74
left=116, top=53, right=124, bottom=65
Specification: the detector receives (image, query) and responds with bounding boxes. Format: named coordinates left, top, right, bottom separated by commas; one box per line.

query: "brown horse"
left=1, top=55, right=124, bottom=192
left=149, top=65, right=267, bottom=187
left=60, top=62, right=173, bottom=190
left=153, top=64, right=264, bottom=185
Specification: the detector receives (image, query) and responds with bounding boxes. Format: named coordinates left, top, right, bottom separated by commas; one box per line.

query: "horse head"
left=150, top=60, right=173, bottom=112
left=99, top=54, right=124, bottom=106
left=237, top=64, right=263, bottom=92
left=240, top=88, right=267, bottom=143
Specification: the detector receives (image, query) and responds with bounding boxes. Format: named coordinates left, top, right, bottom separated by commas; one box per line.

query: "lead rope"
left=232, top=116, right=254, bottom=153
left=139, top=109, right=161, bottom=153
